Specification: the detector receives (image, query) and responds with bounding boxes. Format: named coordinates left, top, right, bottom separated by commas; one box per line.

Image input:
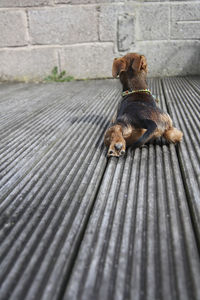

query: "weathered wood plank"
left=0, top=78, right=199, bottom=300
left=64, top=78, right=200, bottom=300
left=162, top=77, right=200, bottom=245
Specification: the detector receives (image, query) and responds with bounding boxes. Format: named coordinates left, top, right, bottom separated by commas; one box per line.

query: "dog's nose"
left=114, top=143, right=123, bottom=151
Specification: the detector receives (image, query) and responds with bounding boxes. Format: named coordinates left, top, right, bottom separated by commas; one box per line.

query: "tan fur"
left=164, top=127, right=183, bottom=143
left=160, top=113, right=173, bottom=129
left=104, top=125, right=126, bottom=157
left=123, top=126, right=146, bottom=145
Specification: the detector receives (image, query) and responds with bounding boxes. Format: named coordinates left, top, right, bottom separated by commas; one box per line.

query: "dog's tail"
left=131, top=119, right=157, bottom=150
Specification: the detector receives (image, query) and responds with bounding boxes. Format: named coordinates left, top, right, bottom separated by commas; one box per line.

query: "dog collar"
left=122, top=89, right=151, bottom=97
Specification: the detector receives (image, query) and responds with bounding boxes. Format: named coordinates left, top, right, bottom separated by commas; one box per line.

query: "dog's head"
left=112, top=53, right=148, bottom=79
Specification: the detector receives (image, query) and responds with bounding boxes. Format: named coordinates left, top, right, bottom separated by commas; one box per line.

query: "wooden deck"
left=0, top=77, right=200, bottom=300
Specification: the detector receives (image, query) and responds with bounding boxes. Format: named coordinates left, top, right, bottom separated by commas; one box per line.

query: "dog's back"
left=116, top=93, right=158, bottom=127
left=115, top=93, right=168, bottom=148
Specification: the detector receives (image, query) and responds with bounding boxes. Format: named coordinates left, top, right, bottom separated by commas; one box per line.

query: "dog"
left=104, top=53, right=183, bottom=157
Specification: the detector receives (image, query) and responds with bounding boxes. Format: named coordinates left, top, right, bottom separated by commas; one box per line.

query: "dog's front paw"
left=107, top=143, right=126, bottom=157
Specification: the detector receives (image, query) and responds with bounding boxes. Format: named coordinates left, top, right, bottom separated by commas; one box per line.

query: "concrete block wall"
left=0, top=0, right=199, bottom=81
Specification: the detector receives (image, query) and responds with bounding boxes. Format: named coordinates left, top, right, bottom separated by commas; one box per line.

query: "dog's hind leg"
left=104, top=124, right=126, bottom=157
left=131, top=119, right=157, bottom=150
left=163, top=127, right=183, bottom=143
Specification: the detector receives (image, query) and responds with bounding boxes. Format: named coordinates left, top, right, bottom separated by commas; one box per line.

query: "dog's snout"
left=114, top=143, right=123, bottom=151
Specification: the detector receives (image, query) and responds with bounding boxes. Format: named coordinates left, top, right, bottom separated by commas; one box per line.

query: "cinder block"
left=171, top=3, right=200, bottom=39
left=55, top=0, right=122, bottom=3
left=59, top=43, right=114, bottom=78
left=28, top=6, right=98, bottom=45
left=137, top=4, right=169, bottom=40
left=118, top=14, right=135, bottom=51
left=99, top=4, right=124, bottom=42
left=0, top=0, right=53, bottom=7
left=171, top=2, right=200, bottom=21
left=0, top=47, right=58, bottom=81
left=0, top=11, right=28, bottom=47
left=136, top=41, right=200, bottom=76
left=143, top=0, right=168, bottom=2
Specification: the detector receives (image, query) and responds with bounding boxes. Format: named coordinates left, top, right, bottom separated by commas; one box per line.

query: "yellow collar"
left=122, top=89, right=151, bottom=97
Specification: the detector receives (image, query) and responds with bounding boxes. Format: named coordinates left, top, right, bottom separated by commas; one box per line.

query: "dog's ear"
left=112, top=58, right=126, bottom=78
left=132, top=55, right=147, bottom=72
left=140, top=55, right=148, bottom=72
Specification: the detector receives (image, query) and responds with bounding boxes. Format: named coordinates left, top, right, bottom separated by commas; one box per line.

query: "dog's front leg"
left=104, top=124, right=126, bottom=157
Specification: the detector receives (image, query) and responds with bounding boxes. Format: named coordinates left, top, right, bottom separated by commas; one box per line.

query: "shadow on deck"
left=0, top=77, right=200, bottom=300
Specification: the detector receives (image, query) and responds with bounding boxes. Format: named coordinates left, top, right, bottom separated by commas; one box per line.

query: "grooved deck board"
left=162, top=77, right=200, bottom=245
left=64, top=78, right=200, bottom=300
left=0, top=78, right=199, bottom=300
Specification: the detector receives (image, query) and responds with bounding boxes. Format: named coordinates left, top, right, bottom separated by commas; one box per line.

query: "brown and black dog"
left=104, top=53, right=183, bottom=157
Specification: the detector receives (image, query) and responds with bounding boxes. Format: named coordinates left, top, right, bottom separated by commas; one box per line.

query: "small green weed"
left=44, top=66, right=74, bottom=82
